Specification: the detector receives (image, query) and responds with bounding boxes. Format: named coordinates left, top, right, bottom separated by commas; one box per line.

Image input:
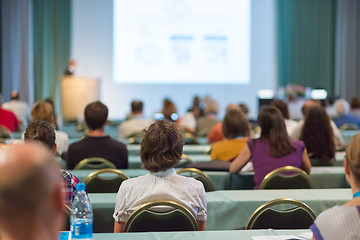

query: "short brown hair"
left=24, top=120, right=56, bottom=150
left=222, top=108, right=250, bottom=139
left=31, top=101, right=56, bottom=128
left=141, top=120, right=184, bottom=172
left=84, top=101, right=108, bottom=130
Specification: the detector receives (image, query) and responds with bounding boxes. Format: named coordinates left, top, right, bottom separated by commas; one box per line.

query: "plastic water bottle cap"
left=76, top=183, right=85, bottom=191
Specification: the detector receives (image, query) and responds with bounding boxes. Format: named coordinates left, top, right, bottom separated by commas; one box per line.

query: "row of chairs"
left=124, top=198, right=316, bottom=232
left=64, top=198, right=316, bottom=232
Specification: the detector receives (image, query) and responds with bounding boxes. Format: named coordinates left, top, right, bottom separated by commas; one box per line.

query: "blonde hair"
left=31, top=101, right=56, bottom=128
left=346, top=133, right=360, bottom=181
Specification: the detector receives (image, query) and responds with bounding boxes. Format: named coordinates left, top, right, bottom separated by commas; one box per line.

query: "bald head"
left=0, top=143, right=63, bottom=239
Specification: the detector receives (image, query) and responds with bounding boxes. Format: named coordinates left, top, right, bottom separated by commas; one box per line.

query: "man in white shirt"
left=118, top=100, right=153, bottom=138
left=2, top=91, right=30, bottom=129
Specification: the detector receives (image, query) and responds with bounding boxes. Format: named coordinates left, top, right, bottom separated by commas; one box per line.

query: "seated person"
left=0, top=94, right=20, bottom=132
left=196, top=98, right=219, bottom=136
left=290, top=100, right=344, bottom=147
left=0, top=142, right=64, bottom=240
left=118, top=100, right=153, bottom=138
left=2, top=90, right=30, bottom=129
left=113, top=120, right=207, bottom=232
left=271, top=99, right=298, bottom=135
left=67, top=101, right=128, bottom=169
left=230, top=106, right=311, bottom=189
left=349, top=97, right=360, bottom=120
left=29, top=101, right=69, bottom=156
left=210, top=108, right=250, bottom=161
left=310, top=133, right=360, bottom=240
left=300, top=106, right=335, bottom=166
left=24, top=120, right=80, bottom=208
left=333, top=98, right=360, bottom=128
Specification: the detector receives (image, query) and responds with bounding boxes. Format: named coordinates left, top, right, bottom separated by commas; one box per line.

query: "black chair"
left=74, top=157, right=116, bottom=170
left=259, top=166, right=313, bottom=189
left=124, top=201, right=198, bottom=232
left=83, top=169, right=129, bottom=193
left=175, top=154, right=194, bottom=168
left=245, top=198, right=316, bottom=229
left=176, top=168, right=214, bottom=192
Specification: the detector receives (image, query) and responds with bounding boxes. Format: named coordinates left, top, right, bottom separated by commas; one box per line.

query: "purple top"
left=248, top=138, right=305, bottom=189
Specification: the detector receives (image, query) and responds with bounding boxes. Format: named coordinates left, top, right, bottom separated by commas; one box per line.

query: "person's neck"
left=131, top=112, right=143, bottom=118
left=87, top=128, right=106, bottom=137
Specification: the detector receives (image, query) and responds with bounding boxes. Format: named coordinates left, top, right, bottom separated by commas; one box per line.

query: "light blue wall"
left=72, top=0, right=277, bottom=119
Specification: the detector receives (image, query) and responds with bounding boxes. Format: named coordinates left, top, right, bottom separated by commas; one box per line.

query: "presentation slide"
left=114, top=0, right=250, bottom=84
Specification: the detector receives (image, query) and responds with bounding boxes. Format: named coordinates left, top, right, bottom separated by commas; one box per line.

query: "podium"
left=61, top=76, right=100, bottom=121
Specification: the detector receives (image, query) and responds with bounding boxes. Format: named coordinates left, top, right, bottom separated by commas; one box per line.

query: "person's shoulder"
left=175, top=173, right=204, bottom=188
left=55, top=130, right=69, bottom=139
left=107, top=137, right=127, bottom=147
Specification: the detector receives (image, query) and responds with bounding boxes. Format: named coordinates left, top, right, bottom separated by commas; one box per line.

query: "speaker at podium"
left=61, top=76, right=100, bottom=121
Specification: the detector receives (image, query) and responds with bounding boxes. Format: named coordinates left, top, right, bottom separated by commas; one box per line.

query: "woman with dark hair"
left=113, top=120, right=207, bottom=232
left=230, top=106, right=311, bottom=189
left=300, top=106, right=335, bottom=166
left=210, top=108, right=251, bottom=161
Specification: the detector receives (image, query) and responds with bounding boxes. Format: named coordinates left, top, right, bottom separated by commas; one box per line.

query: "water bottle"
left=70, top=183, right=93, bottom=239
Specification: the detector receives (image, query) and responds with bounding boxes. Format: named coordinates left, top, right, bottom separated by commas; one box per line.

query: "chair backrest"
left=176, top=168, right=214, bottom=192
left=124, top=201, right=198, bottom=232
left=175, top=154, right=194, bottom=168
left=245, top=198, right=316, bottom=230
left=182, top=132, right=199, bottom=145
left=309, top=157, right=335, bottom=166
left=84, top=169, right=129, bottom=193
left=74, top=157, right=116, bottom=170
left=339, top=123, right=359, bottom=130
left=259, top=166, right=313, bottom=189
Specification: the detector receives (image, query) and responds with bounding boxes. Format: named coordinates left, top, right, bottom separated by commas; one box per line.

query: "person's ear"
left=344, top=156, right=351, bottom=176
left=52, top=144, right=57, bottom=155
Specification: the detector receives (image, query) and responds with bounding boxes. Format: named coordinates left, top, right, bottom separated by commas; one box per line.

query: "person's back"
left=113, top=120, right=207, bottom=232
left=310, top=133, right=360, bottom=239
left=67, top=101, right=128, bottom=169
left=333, top=99, right=360, bottom=128
left=0, top=107, right=20, bottom=132
left=2, top=91, right=30, bottom=129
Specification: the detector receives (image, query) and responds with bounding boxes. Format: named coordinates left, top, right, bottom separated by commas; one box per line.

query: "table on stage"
left=89, top=229, right=312, bottom=240
left=88, top=189, right=351, bottom=233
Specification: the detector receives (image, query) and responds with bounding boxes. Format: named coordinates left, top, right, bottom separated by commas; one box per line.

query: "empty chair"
left=176, top=168, right=214, bottom=192
left=124, top=201, right=198, bottom=232
left=175, top=154, right=194, bottom=168
left=84, top=169, right=129, bottom=193
left=245, top=198, right=316, bottom=229
left=259, top=166, right=313, bottom=189
left=74, top=157, right=116, bottom=170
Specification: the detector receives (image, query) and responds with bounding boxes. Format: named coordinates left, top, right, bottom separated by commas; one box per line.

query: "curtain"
left=32, top=0, right=71, bottom=113
left=334, top=0, right=360, bottom=100
left=277, top=0, right=337, bottom=94
left=1, top=0, right=33, bottom=103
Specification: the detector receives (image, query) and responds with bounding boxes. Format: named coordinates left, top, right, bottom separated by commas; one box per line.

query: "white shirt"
left=289, top=120, right=344, bottom=146
left=113, top=168, right=207, bottom=223
left=118, top=117, right=154, bottom=138
left=285, top=119, right=299, bottom=135
left=180, top=112, right=197, bottom=131
left=2, top=100, right=30, bottom=128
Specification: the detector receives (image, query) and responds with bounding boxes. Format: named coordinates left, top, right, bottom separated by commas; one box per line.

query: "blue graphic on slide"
left=171, top=35, right=193, bottom=64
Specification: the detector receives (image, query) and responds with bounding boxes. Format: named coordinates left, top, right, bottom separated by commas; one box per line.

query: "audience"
left=118, top=100, right=153, bottom=138
left=300, top=106, right=335, bottom=166
left=161, top=98, right=178, bottom=122
left=67, top=101, right=128, bottom=169
left=210, top=108, right=250, bottom=161
left=179, top=96, right=201, bottom=133
left=230, top=106, right=311, bottom=189
left=333, top=98, right=360, bottom=128
left=0, top=143, right=64, bottom=240
left=310, top=133, right=360, bottom=240
left=0, top=93, right=20, bottom=132
left=113, top=120, right=207, bottom=232
left=271, top=99, right=298, bottom=135
left=29, top=101, right=69, bottom=156
left=290, top=100, right=344, bottom=147
left=2, top=90, right=30, bottom=129
left=24, top=120, right=80, bottom=208
left=349, top=96, right=360, bottom=120
left=196, top=98, right=219, bottom=136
